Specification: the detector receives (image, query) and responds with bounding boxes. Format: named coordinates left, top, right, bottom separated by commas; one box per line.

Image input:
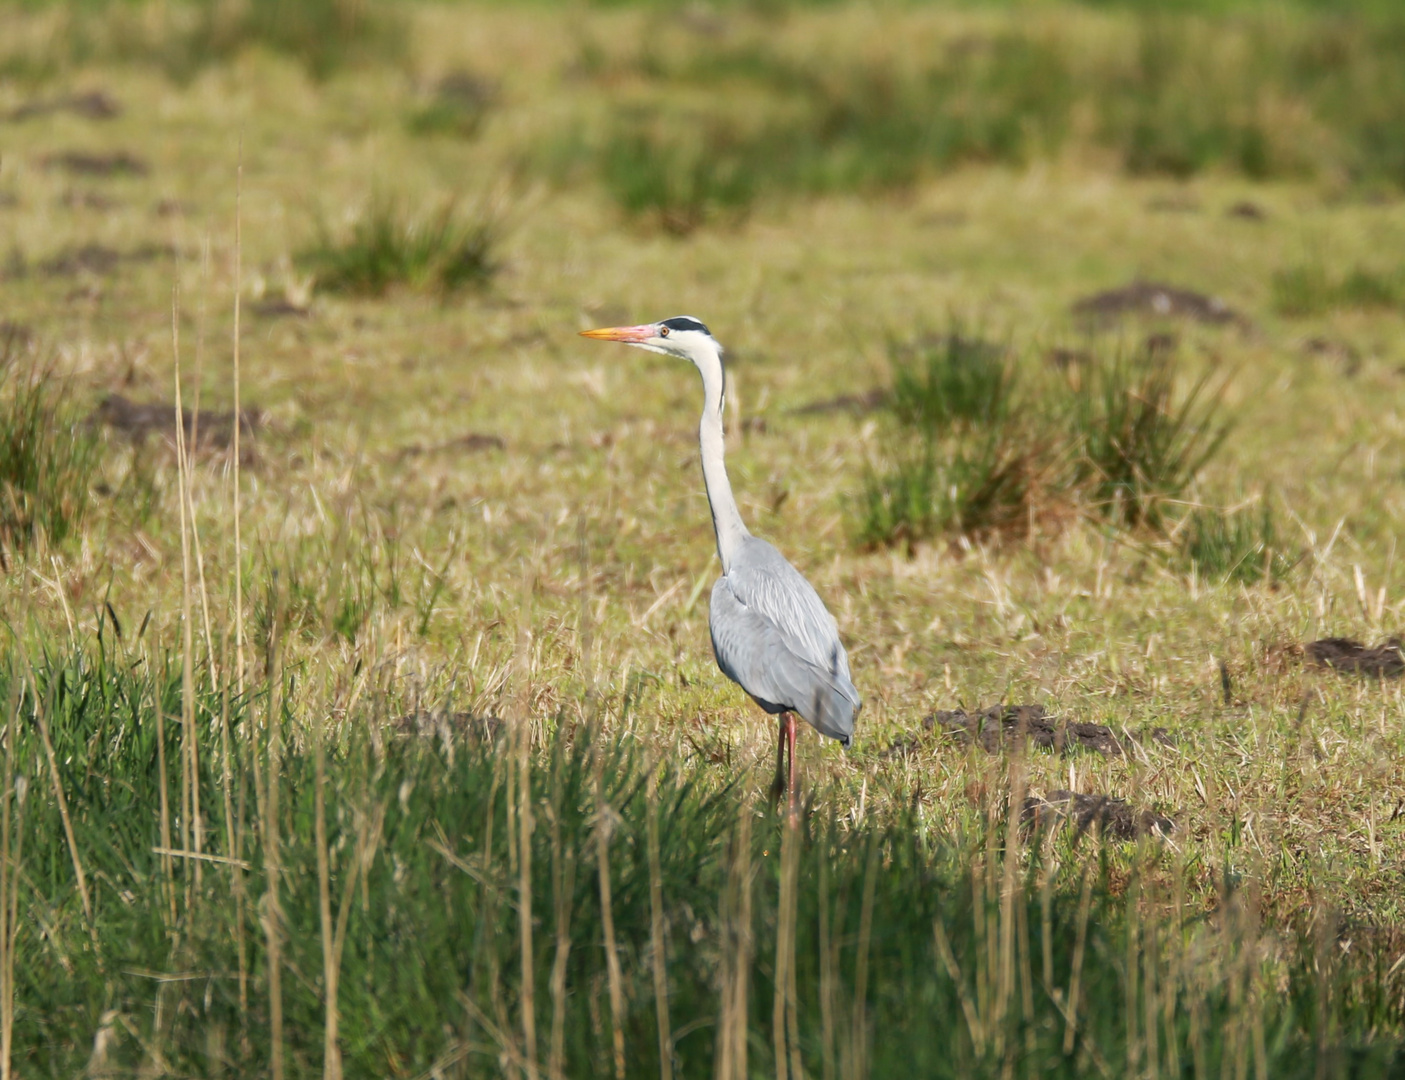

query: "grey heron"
left=580, top=316, right=861, bottom=804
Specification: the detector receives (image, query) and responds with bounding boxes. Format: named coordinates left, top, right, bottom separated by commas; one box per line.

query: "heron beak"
left=578, top=324, right=655, bottom=343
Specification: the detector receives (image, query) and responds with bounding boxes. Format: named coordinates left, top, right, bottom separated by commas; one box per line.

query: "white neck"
left=691, top=342, right=750, bottom=572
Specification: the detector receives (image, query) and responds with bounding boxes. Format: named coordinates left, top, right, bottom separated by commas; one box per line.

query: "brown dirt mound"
left=391, top=710, right=503, bottom=742
left=1023, top=790, right=1176, bottom=841
left=925, top=704, right=1176, bottom=757
left=1306, top=637, right=1404, bottom=678
left=1227, top=201, right=1267, bottom=221
left=251, top=298, right=311, bottom=318
left=1072, top=280, right=1245, bottom=326
left=42, top=150, right=147, bottom=177
left=791, top=388, right=887, bottom=416
left=928, top=704, right=1119, bottom=755
left=395, top=432, right=506, bottom=460
left=91, top=393, right=262, bottom=452
left=38, top=242, right=175, bottom=277
left=7, top=91, right=121, bottom=122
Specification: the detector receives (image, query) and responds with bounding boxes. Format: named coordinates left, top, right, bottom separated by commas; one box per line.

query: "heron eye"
left=659, top=326, right=670, bottom=337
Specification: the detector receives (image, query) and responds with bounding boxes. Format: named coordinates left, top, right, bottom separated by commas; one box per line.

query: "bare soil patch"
left=925, top=703, right=1173, bottom=756
left=1023, top=790, right=1177, bottom=841
left=37, top=242, right=174, bottom=277
left=1227, top=200, right=1267, bottom=221
left=1072, top=281, right=1246, bottom=326
left=1306, top=637, right=1404, bottom=678
left=1302, top=336, right=1362, bottom=376
left=251, top=297, right=311, bottom=318
left=395, top=432, right=506, bottom=460
left=791, top=387, right=887, bottom=416
left=391, top=709, right=503, bottom=742
left=41, top=150, right=148, bottom=177
left=7, top=90, right=121, bottom=122
left=60, top=190, right=120, bottom=211
left=91, top=392, right=262, bottom=453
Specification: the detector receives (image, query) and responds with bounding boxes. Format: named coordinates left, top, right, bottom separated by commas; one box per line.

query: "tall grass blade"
left=593, top=739, right=625, bottom=1080
left=233, top=145, right=246, bottom=699
left=645, top=759, right=673, bottom=1080
left=262, top=594, right=286, bottom=1080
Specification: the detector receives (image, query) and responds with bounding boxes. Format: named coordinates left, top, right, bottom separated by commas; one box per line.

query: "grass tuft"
left=0, top=331, right=99, bottom=558
left=299, top=197, right=500, bottom=297
left=1068, top=348, right=1231, bottom=529
left=167, top=0, right=408, bottom=81
left=1272, top=262, right=1405, bottom=316
left=890, top=333, right=1012, bottom=430
left=1178, top=499, right=1295, bottom=585
left=406, top=73, right=496, bottom=139
left=856, top=332, right=1047, bottom=547
left=856, top=333, right=1231, bottom=546
left=600, top=117, right=759, bottom=235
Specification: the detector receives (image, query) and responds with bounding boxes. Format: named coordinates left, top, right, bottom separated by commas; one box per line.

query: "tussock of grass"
left=890, top=333, right=1012, bottom=430
left=183, top=0, right=406, bottom=80
left=1178, top=499, right=1296, bottom=584
left=857, top=334, right=1230, bottom=547
left=0, top=333, right=98, bottom=558
left=300, top=198, right=500, bottom=297
left=406, top=72, right=495, bottom=139
left=600, top=116, right=760, bottom=235
left=1273, top=263, right=1405, bottom=316
left=1069, top=350, right=1231, bottom=528
left=856, top=333, right=1045, bottom=547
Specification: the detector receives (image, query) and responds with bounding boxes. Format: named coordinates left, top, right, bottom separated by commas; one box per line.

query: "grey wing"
left=709, top=540, right=860, bottom=744
left=710, top=578, right=858, bottom=744
left=727, top=538, right=855, bottom=685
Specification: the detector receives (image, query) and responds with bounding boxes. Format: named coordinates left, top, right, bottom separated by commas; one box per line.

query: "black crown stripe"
left=661, top=316, right=710, bottom=335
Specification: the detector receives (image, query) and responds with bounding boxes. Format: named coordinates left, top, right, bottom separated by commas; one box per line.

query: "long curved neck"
left=693, top=344, right=749, bottom=572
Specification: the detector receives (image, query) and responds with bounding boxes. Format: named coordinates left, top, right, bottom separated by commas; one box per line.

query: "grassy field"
left=1, top=0, right=1404, bottom=1076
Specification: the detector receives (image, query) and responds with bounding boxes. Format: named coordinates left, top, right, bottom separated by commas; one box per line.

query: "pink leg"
left=772, top=712, right=789, bottom=805
left=786, top=713, right=798, bottom=820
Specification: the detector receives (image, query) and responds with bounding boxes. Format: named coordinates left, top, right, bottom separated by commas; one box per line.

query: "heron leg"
left=786, top=713, right=798, bottom=820
left=771, top=712, right=789, bottom=806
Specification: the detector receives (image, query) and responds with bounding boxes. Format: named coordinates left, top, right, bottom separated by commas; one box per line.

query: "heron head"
left=579, top=316, right=718, bottom=364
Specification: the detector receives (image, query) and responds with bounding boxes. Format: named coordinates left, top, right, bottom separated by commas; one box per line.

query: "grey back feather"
left=708, top=536, right=861, bottom=744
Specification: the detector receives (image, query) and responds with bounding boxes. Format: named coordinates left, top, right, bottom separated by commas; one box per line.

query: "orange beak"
left=579, top=324, right=655, bottom=343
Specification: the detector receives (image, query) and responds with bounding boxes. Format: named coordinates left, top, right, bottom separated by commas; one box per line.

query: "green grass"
left=856, top=335, right=1229, bottom=545
left=406, top=72, right=495, bottom=139
left=599, top=115, right=761, bottom=235
left=556, top=4, right=1405, bottom=224
left=299, top=197, right=500, bottom=296
left=3, top=640, right=1403, bottom=1078
left=8, top=0, right=408, bottom=81
left=1068, top=349, right=1231, bottom=529
left=1178, top=499, right=1296, bottom=585
left=0, top=333, right=99, bottom=558
left=890, top=333, right=1013, bottom=430
left=856, top=334, right=1043, bottom=547
left=1273, top=263, right=1405, bottom=316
